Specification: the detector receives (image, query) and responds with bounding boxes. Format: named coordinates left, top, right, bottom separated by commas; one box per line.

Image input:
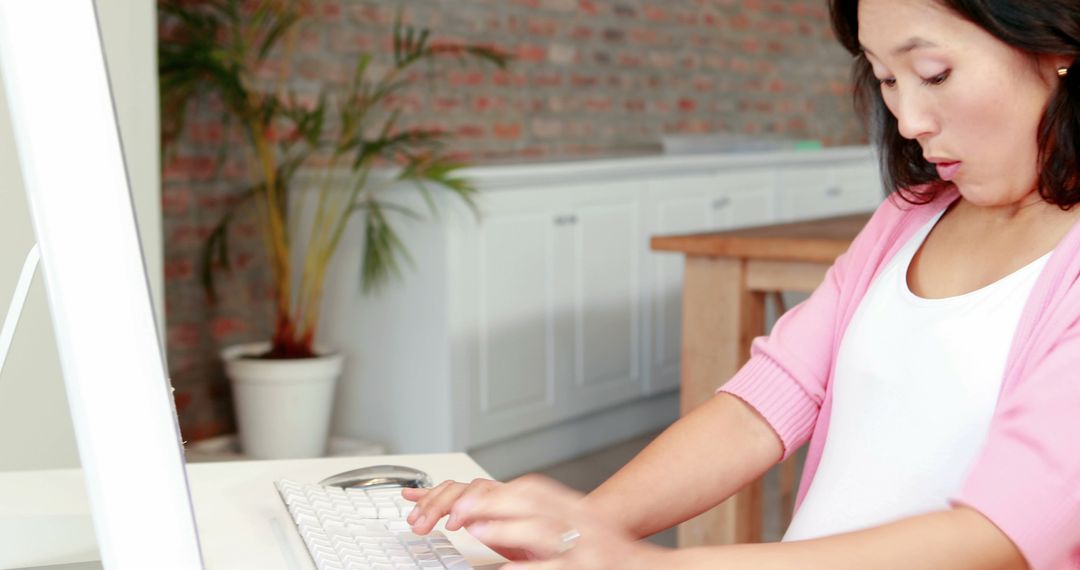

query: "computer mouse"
left=318, top=464, right=434, bottom=489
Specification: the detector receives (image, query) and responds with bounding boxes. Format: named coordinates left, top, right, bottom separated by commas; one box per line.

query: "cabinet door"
left=564, top=195, right=643, bottom=415
left=775, top=164, right=834, bottom=221
left=464, top=183, right=645, bottom=444
left=466, top=195, right=562, bottom=447
left=710, top=169, right=775, bottom=230
left=831, top=160, right=886, bottom=211
left=776, top=161, right=883, bottom=221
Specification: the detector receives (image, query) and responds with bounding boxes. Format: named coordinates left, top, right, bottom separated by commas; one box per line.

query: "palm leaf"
left=357, top=200, right=415, bottom=293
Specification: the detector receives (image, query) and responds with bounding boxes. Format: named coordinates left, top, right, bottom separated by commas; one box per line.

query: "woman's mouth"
left=935, top=161, right=962, bottom=181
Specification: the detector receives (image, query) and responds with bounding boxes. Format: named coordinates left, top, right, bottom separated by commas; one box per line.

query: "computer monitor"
left=0, top=1, right=204, bottom=567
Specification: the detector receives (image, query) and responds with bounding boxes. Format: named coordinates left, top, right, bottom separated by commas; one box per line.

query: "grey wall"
left=0, top=0, right=161, bottom=471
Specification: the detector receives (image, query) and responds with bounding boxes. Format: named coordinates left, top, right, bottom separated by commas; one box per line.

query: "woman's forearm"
left=583, top=393, right=783, bottom=539
left=650, top=506, right=1027, bottom=570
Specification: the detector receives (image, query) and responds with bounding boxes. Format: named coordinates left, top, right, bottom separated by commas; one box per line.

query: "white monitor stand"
left=0, top=1, right=204, bottom=568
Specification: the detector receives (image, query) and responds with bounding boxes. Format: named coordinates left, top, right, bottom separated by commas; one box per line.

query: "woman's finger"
left=446, top=479, right=500, bottom=531
left=408, top=480, right=462, bottom=533
left=400, top=486, right=428, bottom=502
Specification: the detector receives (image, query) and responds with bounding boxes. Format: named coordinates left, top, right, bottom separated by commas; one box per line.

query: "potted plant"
left=158, top=0, right=508, bottom=458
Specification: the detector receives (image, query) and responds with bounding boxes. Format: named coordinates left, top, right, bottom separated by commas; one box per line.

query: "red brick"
left=168, top=324, right=201, bottom=350
left=186, top=122, right=224, bottom=144
left=296, top=29, right=322, bottom=54
left=571, top=74, right=599, bottom=88
left=472, top=95, right=506, bottom=112
left=532, top=73, right=564, bottom=88
left=212, top=317, right=248, bottom=340
left=629, top=28, right=659, bottom=44
left=165, top=258, right=194, bottom=281
left=434, top=97, right=461, bottom=112
left=493, top=122, right=523, bottom=140
left=234, top=252, right=256, bottom=270
left=693, top=77, right=715, bottom=92
left=527, top=18, right=558, bottom=37
left=787, top=117, right=808, bottom=132
left=643, top=7, right=667, bottom=22
left=329, top=31, right=373, bottom=54
left=675, top=11, right=699, bottom=25
left=491, top=71, right=527, bottom=87
left=348, top=5, right=394, bottom=26
left=447, top=70, right=486, bottom=87
left=457, top=124, right=486, bottom=138
left=320, top=1, right=341, bottom=20
left=571, top=26, right=593, bottom=40
left=516, top=44, right=546, bottom=63
left=163, top=155, right=215, bottom=182
left=678, top=98, right=697, bottom=112
left=162, top=187, right=192, bottom=216
left=579, top=0, right=600, bottom=15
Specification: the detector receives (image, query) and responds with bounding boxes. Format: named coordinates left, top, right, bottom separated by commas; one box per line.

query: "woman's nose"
left=893, top=91, right=939, bottom=141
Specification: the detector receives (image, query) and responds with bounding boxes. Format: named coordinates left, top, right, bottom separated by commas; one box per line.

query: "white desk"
left=0, top=453, right=506, bottom=569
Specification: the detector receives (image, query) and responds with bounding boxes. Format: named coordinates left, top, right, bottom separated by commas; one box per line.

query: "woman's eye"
left=878, top=77, right=897, bottom=89
left=922, top=70, right=950, bottom=86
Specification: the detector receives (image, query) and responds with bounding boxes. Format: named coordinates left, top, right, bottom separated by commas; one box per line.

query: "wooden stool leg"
left=677, top=257, right=767, bottom=547
left=770, top=290, right=799, bottom=534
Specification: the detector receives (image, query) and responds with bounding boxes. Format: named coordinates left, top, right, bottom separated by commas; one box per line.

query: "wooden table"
left=651, top=212, right=870, bottom=548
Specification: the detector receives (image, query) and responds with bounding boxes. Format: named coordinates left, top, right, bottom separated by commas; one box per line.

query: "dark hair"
left=829, top=0, right=1080, bottom=206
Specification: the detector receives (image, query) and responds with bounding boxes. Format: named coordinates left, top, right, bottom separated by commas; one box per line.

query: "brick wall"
left=163, top=0, right=864, bottom=442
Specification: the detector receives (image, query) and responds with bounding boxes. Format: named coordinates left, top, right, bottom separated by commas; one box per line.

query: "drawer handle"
left=712, top=197, right=731, bottom=209
left=825, top=186, right=843, bottom=197
left=554, top=214, right=578, bottom=225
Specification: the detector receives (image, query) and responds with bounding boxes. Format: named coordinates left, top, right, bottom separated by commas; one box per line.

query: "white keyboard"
left=275, top=479, right=473, bottom=570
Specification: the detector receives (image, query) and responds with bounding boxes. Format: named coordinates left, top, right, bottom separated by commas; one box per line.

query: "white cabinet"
left=327, top=147, right=883, bottom=464
left=459, top=182, right=644, bottom=447
left=775, top=159, right=884, bottom=221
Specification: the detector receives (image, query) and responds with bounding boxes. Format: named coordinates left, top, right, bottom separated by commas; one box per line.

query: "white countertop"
left=0, top=453, right=505, bottom=570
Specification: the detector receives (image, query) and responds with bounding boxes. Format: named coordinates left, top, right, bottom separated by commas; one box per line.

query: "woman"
left=404, top=0, right=1080, bottom=567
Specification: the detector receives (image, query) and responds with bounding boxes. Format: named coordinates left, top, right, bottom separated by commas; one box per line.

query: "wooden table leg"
left=677, top=256, right=766, bottom=547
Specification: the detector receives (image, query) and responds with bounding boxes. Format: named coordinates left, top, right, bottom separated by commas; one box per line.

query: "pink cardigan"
left=720, top=186, right=1080, bottom=569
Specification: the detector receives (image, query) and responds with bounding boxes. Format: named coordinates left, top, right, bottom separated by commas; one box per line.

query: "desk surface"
left=651, top=212, right=870, bottom=262
left=0, top=453, right=505, bottom=570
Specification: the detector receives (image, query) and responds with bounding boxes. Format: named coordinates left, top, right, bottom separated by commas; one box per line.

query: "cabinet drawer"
left=776, top=163, right=881, bottom=220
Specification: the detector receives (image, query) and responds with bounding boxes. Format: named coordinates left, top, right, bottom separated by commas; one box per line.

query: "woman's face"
left=859, top=0, right=1067, bottom=209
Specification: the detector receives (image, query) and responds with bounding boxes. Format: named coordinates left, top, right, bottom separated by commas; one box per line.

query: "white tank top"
left=782, top=209, right=1051, bottom=542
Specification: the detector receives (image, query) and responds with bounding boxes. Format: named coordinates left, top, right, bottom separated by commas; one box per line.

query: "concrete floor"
left=526, top=429, right=805, bottom=548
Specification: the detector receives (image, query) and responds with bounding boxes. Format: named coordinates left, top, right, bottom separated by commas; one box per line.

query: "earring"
left=1058, top=66, right=1070, bottom=78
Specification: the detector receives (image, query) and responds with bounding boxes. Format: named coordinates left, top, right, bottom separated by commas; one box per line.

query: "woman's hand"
left=452, top=474, right=668, bottom=569
left=402, top=478, right=502, bottom=534
left=401, top=478, right=532, bottom=561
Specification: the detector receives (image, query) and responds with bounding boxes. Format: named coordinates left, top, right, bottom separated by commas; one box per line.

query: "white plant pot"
left=221, top=342, right=344, bottom=459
